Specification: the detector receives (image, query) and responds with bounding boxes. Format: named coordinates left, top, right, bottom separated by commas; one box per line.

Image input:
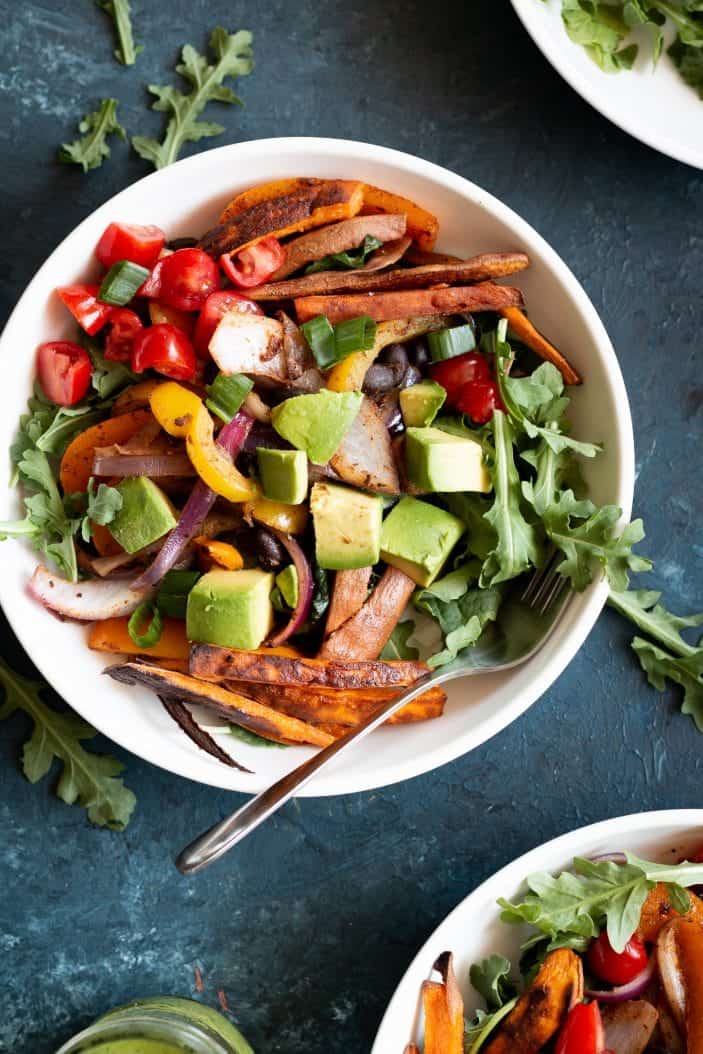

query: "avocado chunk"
left=257, top=448, right=308, bottom=505
left=399, top=381, right=446, bottom=428
left=275, top=564, right=299, bottom=608
left=380, top=496, right=464, bottom=586
left=108, top=476, right=177, bottom=555
left=310, top=482, right=383, bottom=570
left=405, top=427, right=491, bottom=494
left=186, top=568, right=274, bottom=650
left=271, top=390, right=363, bottom=465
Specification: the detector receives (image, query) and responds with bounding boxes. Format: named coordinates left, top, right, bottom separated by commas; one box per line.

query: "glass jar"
left=55, top=997, right=254, bottom=1054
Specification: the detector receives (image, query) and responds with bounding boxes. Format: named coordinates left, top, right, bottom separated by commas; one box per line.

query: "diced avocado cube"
left=257, top=448, right=308, bottom=505
left=310, top=482, right=383, bottom=570
left=108, top=477, right=177, bottom=555
left=271, top=390, right=363, bottom=465
left=186, top=569, right=274, bottom=650
left=405, top=427, right=491, bottom=494
left=399, top=381, right=446, bottom=428
left=275, top=564, right=299, bottom=608
left=380, top=496, right=464, bottom=587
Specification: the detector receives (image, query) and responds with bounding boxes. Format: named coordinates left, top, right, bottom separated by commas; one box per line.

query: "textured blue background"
left=1, top=2, right=702, bottom=1051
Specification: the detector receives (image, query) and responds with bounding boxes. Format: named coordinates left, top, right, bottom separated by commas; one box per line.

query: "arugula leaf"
left=132, top=27, right=254, bottom=170
left=97, top=0, right=143, bottom=65
left=0, top=657, right=136, bottom=828
left=464, top=998, right=519, bottom=1054
left=78, top=479, right=123, bottom=542
left=380, top=620, right=419, bottom=660
left=481, top=411, right=542, bottom=586
left=608, top=587, right=703, bottom=657
left=82, top=335, right=137, bottom=399
left=670, top=35, right=703, bottom=97
left=59, top=98, right=126, bottom=173
left=229, top=725, right=288, bottom=748
left=414, top=566, right=502, bottom=669
left=560, top=0, right=639, bottom=71
left=469, top=955, right=516, bottom=1011
left=632, top=637, right=703, bottom=730
left=304, top=235, right=384, bottom=274
left=443, top=494, right=496, bottom=562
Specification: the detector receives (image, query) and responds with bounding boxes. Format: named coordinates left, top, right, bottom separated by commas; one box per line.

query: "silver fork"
left=176, top=555, right=570, bottom=874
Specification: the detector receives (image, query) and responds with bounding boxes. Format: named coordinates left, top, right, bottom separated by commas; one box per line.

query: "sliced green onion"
left=156, top=569, right=201, bottom=619
left=427, top=324, right=477, bottom=362
left=98, top=260, right=150, bottom=306
left=128, top=601, right=163, bottom=647
left=205, top=373, right=254, bottom=423
left=304, top=235, right=383, bottom=275
left=334, top=315, right=377, bottom=358
left=300, top=315, right=336, bottom=368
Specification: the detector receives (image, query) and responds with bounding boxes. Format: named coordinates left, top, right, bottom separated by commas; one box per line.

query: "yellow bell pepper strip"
left=194, top=537, right=244, bottom=571
left=149, top=382, right=257, bottom=503
left=245, top=496, right=309, bottom=534
left=326, top=315, right=450, bottom=391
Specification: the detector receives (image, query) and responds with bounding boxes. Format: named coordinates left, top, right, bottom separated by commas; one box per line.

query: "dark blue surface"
left=1, top=2, right=702, bottom=1051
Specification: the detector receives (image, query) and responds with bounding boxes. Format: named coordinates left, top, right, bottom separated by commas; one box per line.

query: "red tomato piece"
left=105, top=308, right=143, bottom=363
left=455, top=379, right=502, bottom=424
left=193, top=289, right=264, bottom=356
left=555, top=1003, right=604, bottom=1054
left=37, top=341, right=92, bottom=407
left=131, top=323, right=196, bottom=381
left=95, top=222, right=165, bottom=271
left=150, top=248, right=220, bottom=311
left=429, top=351, right=491, bottom=405
left=586, top=931, right=648, bottom=986
left=219, top=236, right=285, bottom=289
left=57, top=284, right=114, bottom=336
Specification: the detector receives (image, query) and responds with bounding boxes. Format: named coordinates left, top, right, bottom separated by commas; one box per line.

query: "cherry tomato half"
left=429, top=351, right=491, bottom=404
left=105, top=308, right=143, bottom=363
left=95, top=222, right=165, bottom=271
left=219, top=236, right=285, bottom=289
left=455, top=379, right=502, bottom=424
left=131, top=323, right=196, bottom=381
left=143, top=248, right=220, bottom=311
left=587, top=931, right=648, bottom=986
left=57, top=284, right=114, bottom=336
left=37, top=342, right=92, bottom=407
left=193, top=289, right=264, bottom=356
left=555, top=1003, right=604, bottom=1054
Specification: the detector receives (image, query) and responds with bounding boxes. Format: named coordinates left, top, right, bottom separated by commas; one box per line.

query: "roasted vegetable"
left=326, top=316, right=450, bottom=392
left=159, top=696, right=250, bottom=771
left=295, top=282, right=524, bottom=325
left=88, top=615, right=190, bottom=659
left=483, top=949, right=583, bottom=1054
left=251, top=251, right=530, bottom=300
left=422, top=952, right=464, bottom=1054
left=361, top=183, right=439, bottom=250
left=112, top=379, right=165, bottom=415
left=658, top=917, right=703, bottom=1051
left=226, top=680, right=446, bottom=725
left=199, top=178, right=365, bottom=257
left=60, top=410, right=152, bottom=493
left=325, top=567, right=372, bottom=637
left=329, top=395, right=400, bottom=494
left=601, top=1001, right=659, bottom=1054
left=105, top=661, right=334, bottom=746
left=271, top=213, right=407, bottom=280
left=30, top=566, right=154, bottom=621
left=319, top=567, right=415, bottom=660
left=637, top=882, right=703, bottom=942
left=501, top=307, right=581, bottom=386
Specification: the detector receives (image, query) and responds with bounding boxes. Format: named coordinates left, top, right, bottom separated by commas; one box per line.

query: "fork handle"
left=176, top=671, right=434, bottom=874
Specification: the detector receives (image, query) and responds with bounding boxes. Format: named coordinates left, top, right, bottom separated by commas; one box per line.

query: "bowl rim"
left=372, top=808, right=703, bottom=1052
left=0, top=136, right=635, bottom=795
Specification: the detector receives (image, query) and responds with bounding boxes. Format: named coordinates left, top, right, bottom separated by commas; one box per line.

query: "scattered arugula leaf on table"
left=132, top=27, right=254, bottom=170
left=59, top=98, right=126, bottom=173
left=97, top=0, right=143, bottom=66
left=0, top=657, right=136, bottom=828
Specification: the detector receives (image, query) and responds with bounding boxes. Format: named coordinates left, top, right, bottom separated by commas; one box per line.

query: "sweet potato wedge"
left=88, top=616, right=190, bottom=661
left=422, top=952, right=464, bottom=1054
left=637, top=883, right=703, bottom=943
left=501, top=307, right=581, bottom=386
left=190, top=646, right=432, bottom=689
left=271, top=213, right=407, bottom=280
left=295, top=282, right=524, bottom=325
left=326, top=315, right=450, bottom=392
left=325, top=568, right=372, bottom=637
left=484, top=949, right=583, bottom=1054
left=361, top=184, right=439, bottom=251
left=226, top=680, right=446, bottom=726
left=199, top=179, right=365, bottom=257
left=251, top=251, right=530, bottom=301
left=677, top=919, right=703, bottom=1054
left=319, top=567, right=415, bottom=661
left=105, top=661, right=334, bottom=747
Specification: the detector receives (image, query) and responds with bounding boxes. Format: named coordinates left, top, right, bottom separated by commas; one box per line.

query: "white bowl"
left=372, top=810, right=703, bottom=1052
left=0, top=137, right=634, bottom=796
left=511, top=0, right=703, bottom=171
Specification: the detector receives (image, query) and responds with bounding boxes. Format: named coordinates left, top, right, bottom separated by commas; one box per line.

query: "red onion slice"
left=131, top=411, right=253, bottom=590
left=29, top=565, right=154, bottom=621
left=267, top=529, right=314, bottom=646
left=589, top=852, right=627, bottom=865
left=585, top=955, right=656, bottom=1005
left=92, top=453, right=196, bottom=477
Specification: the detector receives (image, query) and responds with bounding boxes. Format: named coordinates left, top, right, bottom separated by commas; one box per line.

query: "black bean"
left=385, top=406, right=405, bottom=436
left=399, top=365, right=423, bottom=390
left=254, top=527, right=285, bottom=571
left=380, top=343, right=410, bottom=369
left=167, top=236, right=198, bottom=250
left=408, top=339, right=430, bottom=370
left=363, top=363, right=404, bottom=394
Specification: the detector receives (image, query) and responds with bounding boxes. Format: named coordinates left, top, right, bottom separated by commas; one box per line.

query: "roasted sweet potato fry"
left=88, top=616, right=190, bottom=661
left=319, top=567, right=416, bottom=661
left=226, top=680, right=446, bottom=726
left=484, top=949, right=583, bottom=1054
left=674, top=918, right=703, bottom=1053
left=361, top=184, right=439, bottom=250
left=501, top=307, right=581, bottom=386
left=271, top=213, right=407, bottom=280
left=326, top=316, right=450, bottom=392
left=325, top=568, right=372, bottom=637
left=199, top=179, right=365, bottom=257
left=105, top=661, right=334, bottom=747
left=637, top=882, right=703, bottom=943
left=251, top=252, right=530, bottom=301
left=294, top=282, right=524, bottom=325
left=190, top=646, right=432, bottom=689
left=422, top=952, right=464, bottom=1054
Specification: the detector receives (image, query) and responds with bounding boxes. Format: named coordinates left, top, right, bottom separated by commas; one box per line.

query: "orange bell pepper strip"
left=88, top=616, right=190, bottom=660
left=194, top=537, right=244, bottom=571
left=59, top=409, right=152, bottom=494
